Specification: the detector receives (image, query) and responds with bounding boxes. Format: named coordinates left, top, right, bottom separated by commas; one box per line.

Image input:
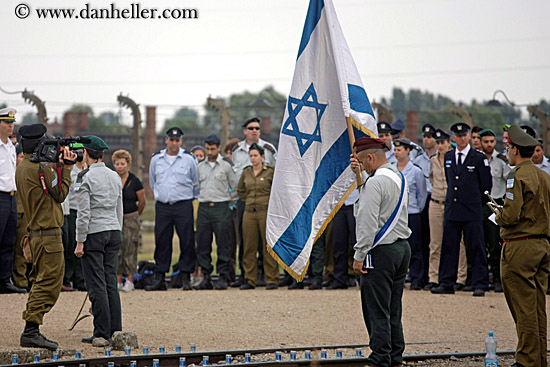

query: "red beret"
left=354, top=137, right=387, bottom=153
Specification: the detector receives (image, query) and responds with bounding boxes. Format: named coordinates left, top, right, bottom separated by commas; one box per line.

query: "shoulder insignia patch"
left=506, top=171, right=515, bottom=189
left=152, top=150, right=161, bottom=157
left=484, top=159, right=489, bottom=167
left=232, top=142, right=243, bottom=152
left=263, top=143, right=276, bottom=154
left=506, top=192, right=514, bottom=201
left=222, top=157, right=234, bottom=166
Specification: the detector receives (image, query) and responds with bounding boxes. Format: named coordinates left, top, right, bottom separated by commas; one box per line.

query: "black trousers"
left=482, top=203, right=502, bottom=282
left=81, top=230, right=122, bottom=340
left=0, top=193, right=17, bottom=280
left=63, top=210, right=86, bottom=289
left=408, top=213, right=424, bottom=287
left=360, top=239, right=411, bottom=367
left=196, top=202, right=231, bottom=276
left=439, top=219, right=489, bottom=289
left=310, top=232, right=325, bottom=280
left=419, top=194, right=431, bottom=285
left=332, top=205, right=356, bottom=287
left=154, top=200, right=196, bottom=274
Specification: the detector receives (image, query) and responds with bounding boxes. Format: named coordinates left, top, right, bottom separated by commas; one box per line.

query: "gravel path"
left=0, top=287, right=543, bottom=364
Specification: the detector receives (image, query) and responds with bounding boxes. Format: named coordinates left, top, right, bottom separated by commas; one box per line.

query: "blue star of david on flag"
left=282, top=83, right=327, bottom=156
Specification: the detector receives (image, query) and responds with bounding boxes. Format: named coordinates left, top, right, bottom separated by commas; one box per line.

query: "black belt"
left=245, top=206, right=268, bottom=212
left=200, top=201, right=229, bottom=207
left=502, top=235, right=549, bottom=243
left=0, top=190, right=15, bottom=196
left=159, top=199, right=192, bottom=206
left=430, top=198, right=444, bottom=204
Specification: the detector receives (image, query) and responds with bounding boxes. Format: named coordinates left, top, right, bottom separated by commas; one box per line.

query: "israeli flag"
left=266, top=0, right=378, bottom=280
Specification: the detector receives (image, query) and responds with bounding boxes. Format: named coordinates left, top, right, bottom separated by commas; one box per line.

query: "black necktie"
left=457, top=152, right=463, bottom=168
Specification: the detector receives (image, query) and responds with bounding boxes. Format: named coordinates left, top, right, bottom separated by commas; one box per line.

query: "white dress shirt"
left=0, top=138, right=16, bottom=192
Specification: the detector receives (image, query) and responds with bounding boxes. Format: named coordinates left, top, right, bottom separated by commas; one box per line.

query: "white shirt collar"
left=455, top=144, right=470, bottom=163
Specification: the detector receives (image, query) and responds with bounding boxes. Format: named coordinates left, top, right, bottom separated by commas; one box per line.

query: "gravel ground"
left=1, top=287, right=546, bottom=365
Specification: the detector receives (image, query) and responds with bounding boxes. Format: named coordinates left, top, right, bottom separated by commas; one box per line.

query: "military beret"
left=507, top=125, right=539, bottom=148
left=391, top=119, right=405, bottom=133
left=377, top=121, right=392, bottom=134
left=0, top=107, right=16, bottom=123
left=393, top=138, right=411, bottom=149
left=19, top=123, right=47, bottom=140
left=165, top=127, right=184, bottom=139
left=15, top=144, right=22, bottom=155
left=83, top=135, right=109, bottom=151
left=354, top=137, right=387, bottom=153
left=472, top=126, right=483, bottom=134
left=520, top=125, right=536, bottom=138
left=434, top=129, right=450, bottom=142
left=502, top=124, right=511, bottom=131
left=422, top=124, right=436, bottom=136
left=478, top=129, right=495, bottom=138
left=450, top=122, right=470, bottom=136
left=242, top=117, right=260, bottom=128
left=249, top=142, right=264, bottom=154
left=204, top=134, right=220, bottom=146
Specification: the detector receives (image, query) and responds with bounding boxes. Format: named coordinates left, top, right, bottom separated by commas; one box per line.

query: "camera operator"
left=74, top=136, right=123, bottom=347
left=16, top=124, right=77, bottom=350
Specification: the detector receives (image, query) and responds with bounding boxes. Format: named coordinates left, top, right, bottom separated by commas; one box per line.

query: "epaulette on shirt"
left=413, top=163, right=423, bottom=171
left=222, top=157, right=234, bottom=166
left=232, top=142, right=242, bottom=152
left=263, top=143, right=276, bottom=154
left=152, top=150, right=161, bottom=157
left=497, top=152, right=507, bottom=162
left=76, top=168, right=90, bottom=184
left=183, top=150, right=193, bottom=156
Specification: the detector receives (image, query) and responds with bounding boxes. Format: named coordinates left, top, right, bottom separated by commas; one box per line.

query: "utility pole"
left=22, top=89, right=48, bottom=126
left=208, top=97, right=231, bottom=149
left=528, top=105, right=550, bottom=154
left=117, top=94, right=143, bottom=180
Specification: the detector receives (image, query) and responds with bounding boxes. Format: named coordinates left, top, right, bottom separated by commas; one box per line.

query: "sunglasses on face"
left=247, top=126, right=260, bottom=131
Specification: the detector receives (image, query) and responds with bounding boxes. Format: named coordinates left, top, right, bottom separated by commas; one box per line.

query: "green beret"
left=507, top=125, right=538, bottom=148
left=502, top=124, right=511, bottom=132
left=83, top=135, right=109, bottom=151
left=478, top=129, right=495, bottom=138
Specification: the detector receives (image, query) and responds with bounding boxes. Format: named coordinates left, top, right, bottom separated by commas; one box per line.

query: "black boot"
left=214, top=275, right=228, bottom=290
left=309, top=277, right=322, bottom=290
left=181, top=273, right=192, bottom=291
left=197, top=274, right=213, bottom=290
left=230, top=274, right=243, bottom=288
left=20, top=322, right=58, bottom=350
left=288, top=279, right=304, bottom=289
left=145, top=273, right=167, bottom=291
left=0, top=278, right=27, bottom=294
left=278, top=273, right=293, bottom=287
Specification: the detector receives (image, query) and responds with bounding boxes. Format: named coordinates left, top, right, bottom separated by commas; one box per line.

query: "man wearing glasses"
left=230, top=117, right=277, bottom=287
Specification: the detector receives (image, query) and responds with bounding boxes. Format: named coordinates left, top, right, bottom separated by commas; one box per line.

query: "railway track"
left=1, top=344, right=520, bottom=367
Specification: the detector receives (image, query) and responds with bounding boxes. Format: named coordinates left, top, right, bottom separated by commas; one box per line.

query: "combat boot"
left=20, top=322, right=58, bottom=350
left=145, top=272, right=167, bottom=291
left=197, top=274, right=213, bottom=290
left=0, top=278, right=27, bottom=294
left=181, top=273, right=192, bottom=291
left=214, top=275, right=228, bottom=290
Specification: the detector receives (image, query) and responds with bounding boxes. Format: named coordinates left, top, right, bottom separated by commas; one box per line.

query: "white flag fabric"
left=266, top=0, right=378, bottom=280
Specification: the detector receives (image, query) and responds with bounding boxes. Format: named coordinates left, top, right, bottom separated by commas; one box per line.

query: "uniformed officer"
left=532, top=139, right=550, bottom=175
left=350, top=137, right=411, bottom=367
left=425, top=129, right=468, bottom=290
left=495, top=125, right=550, bottom=367
left=231, top=117, right=277, bottom=287
left=74, top=136, right=123, bottom=347
left=394, top=138, right=426, bottom=290
left=414, top=123, right=437, bottom=286
left=17, top=124, right=76, bottom=350
left=391, top=119, right=424, bottom=160
left=479, top=129, right=509, bottom=292
left=377, top=121, right=396, bottom=166
left=0, top=108, right=26, bottom=294
left=471, top=126, right=483, bottom=151
left=196, top=134, right=238, bottom=290
left=431, top=122, right=492, bottom=296
left=148, top=127, right=198, bottom=291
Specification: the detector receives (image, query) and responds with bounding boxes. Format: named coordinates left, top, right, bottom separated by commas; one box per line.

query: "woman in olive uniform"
left=237, top=143, right=278, bottom=289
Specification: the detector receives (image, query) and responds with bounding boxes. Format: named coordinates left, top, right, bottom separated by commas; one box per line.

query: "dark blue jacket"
left=444, top=148, right=492, bottom=221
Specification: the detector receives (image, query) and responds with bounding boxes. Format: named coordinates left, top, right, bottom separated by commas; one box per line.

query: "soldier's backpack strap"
left=37, top=164, right=49, bottom=196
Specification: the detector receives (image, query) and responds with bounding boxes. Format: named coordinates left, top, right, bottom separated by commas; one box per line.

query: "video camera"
left=30, top=136, right=91, bottom=165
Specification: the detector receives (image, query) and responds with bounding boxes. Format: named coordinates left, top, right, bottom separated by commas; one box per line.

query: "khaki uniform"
left=237, top=164, right=278, bottom=287
left=12, top=193, right=29, bottom=288
left=16, top=155, right=71, bottom=324
left=496, top=160, right=550, bottom=367
left=428, top=154, right=467, bottom=285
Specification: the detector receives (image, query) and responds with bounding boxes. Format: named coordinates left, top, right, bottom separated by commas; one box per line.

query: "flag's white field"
left=266, top=0, right=377, bottom=279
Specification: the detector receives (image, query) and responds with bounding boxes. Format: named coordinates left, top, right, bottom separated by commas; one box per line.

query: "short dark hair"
left=86, top=149, right=103, bottom=160
left=512, top=143, right=535, bottom=158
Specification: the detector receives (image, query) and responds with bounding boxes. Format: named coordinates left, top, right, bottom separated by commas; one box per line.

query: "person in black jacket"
left=431, top=122, right=492, bottom=297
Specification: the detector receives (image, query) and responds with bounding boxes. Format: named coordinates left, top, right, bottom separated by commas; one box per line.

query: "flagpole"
left=346, top=115, right=363, bottom=188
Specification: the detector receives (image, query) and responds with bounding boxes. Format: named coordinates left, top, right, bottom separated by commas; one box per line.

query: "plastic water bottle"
left=485, top=331, right=498, bottom=367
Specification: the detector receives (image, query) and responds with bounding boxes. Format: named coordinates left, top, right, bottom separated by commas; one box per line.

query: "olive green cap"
left=83, top=135, right=109, bottom=151
left=507, top=125, right=538, bottom=148
left=478, top=129, right=495, bottom=138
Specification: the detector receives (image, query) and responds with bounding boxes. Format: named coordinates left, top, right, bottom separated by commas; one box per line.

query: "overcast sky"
left=1, top=0, right=549, bottom=127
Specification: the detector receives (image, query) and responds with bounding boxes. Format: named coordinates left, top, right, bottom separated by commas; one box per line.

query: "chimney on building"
left=143, top=106, right=157, bottom=198
left=77, top=111, right=89, bottom=132
left=63, top=111, right=76, bottom=137
left=406, top=111, right=419, bottom=143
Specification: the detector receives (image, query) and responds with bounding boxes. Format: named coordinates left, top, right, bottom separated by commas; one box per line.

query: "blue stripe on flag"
left=348, top=84, right=375, bottom=118
left=297, top=0, right=325, bottom=60
left=272, top=126, right=366, bottom=265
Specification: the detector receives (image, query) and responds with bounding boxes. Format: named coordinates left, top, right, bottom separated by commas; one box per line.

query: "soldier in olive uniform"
left=16, top=124, right=77, bottom=350
left=495, top=125, right=550, bottom=367
left=13, top=145, right=30, bottom=289
left=74, top=136, right=123, bottom=347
